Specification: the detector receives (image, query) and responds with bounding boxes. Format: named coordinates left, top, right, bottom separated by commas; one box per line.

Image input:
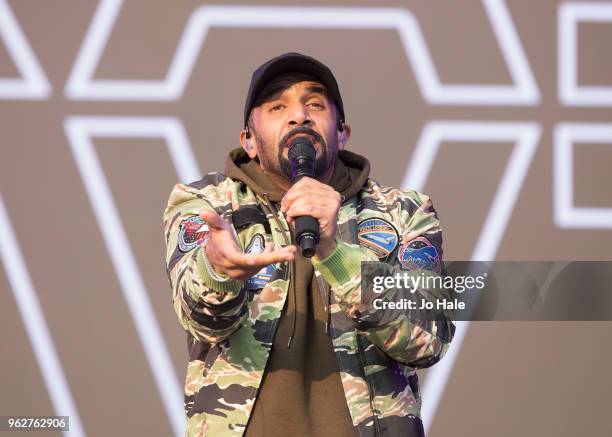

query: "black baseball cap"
left=243, top=52, right=345, bottom=130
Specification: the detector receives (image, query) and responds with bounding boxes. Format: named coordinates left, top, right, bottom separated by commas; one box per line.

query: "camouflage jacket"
left=163, top=172, right=455, bottom=437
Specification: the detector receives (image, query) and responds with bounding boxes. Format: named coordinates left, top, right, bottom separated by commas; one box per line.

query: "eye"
left=269, top=104, right=285, bottom=112
left=308, top=101, right=325, bottom=109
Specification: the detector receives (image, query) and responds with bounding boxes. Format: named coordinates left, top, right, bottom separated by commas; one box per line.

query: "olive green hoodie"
left=225, top=148, right=370, bottom=437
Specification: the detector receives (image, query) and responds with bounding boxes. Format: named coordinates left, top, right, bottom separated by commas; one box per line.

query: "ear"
left=338, top=123, right=351, bottom=151
left=240, top=128, right=258, bottom=159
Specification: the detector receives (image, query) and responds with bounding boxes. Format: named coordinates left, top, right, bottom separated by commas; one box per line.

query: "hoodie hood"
left=225, top=147, right=370, bottom=202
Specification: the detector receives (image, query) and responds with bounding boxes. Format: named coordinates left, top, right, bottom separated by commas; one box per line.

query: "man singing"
left=163, top=52, right=455, bottom=437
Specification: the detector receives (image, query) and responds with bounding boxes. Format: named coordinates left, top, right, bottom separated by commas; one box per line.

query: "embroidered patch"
left=246, top=234, right=276, bottom=289
left=357, top=217, right=399, bottom=259
left=398, top=236, right=441, bottom=273
left=178, top=216, right=209, bottom=252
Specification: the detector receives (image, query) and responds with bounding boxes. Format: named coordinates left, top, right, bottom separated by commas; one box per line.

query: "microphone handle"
left=294, top=215, right=319, bottom=258
left=292, top=168, right=319, bottom=258
left=290, top=150, right=320, bottom=257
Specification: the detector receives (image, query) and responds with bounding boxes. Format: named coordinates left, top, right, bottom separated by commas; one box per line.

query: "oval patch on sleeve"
left=357, top=217, right=399, bottom=260
left=245, top=234, right=276, bottom=290
left=178, top=216, right=209, bottom=252
left=398, top=236, right=441, bottom=273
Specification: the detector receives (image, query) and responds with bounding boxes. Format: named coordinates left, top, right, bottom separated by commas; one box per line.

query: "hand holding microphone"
left=281, top=138, right=341, bottom=259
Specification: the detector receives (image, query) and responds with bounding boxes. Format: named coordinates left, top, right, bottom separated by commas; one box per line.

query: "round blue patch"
left=398, top=236, right=441, bottom=273
left=357, top=217, right=399, bottom=260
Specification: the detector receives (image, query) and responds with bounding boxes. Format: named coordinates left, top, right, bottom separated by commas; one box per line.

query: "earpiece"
left=244, top=125, right=253, bottom=151
left=338, top=120, right=346, bottom=145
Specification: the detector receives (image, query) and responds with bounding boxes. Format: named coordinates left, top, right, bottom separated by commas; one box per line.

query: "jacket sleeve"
left=312, top=191, right=455, bottom=368
left=163, top=183, right=248, bottom=344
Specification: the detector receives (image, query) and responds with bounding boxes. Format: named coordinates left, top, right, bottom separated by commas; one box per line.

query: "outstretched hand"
left=199, top=208, right=296, bottom=281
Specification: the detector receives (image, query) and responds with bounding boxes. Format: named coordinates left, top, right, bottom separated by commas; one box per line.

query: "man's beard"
left=276, top=126, right=329, bottom=180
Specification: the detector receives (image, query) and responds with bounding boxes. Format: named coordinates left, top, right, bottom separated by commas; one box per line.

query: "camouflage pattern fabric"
left=163, top=173, right=455, bottom=436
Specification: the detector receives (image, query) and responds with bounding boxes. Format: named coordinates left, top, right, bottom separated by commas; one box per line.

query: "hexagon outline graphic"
left=0, top=0, right=51, bottom=99
left=401, top=120, right=541, bottom=433
left=0, top=194, right=84, bottom=436
left=558, top=2, right=612, bottom=107
left=65, top=0, right=540, bottom=105
left=63, top=116, right=199, bottom=437
left=554, top=122, right=612, bottom=228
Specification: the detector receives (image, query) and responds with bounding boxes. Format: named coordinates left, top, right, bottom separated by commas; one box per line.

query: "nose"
left=287, top=103, right=311, bottom=128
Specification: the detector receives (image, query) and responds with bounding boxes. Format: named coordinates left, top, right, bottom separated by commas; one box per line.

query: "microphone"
left=288, top=137, right=320, bottom=258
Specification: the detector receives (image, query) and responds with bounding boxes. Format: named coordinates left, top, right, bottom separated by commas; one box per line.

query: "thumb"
left=198, top=207, right=226, bottom=231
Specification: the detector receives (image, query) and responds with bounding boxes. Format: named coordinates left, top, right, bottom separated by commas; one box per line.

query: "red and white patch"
left=178, top=216, right=209, bottom=252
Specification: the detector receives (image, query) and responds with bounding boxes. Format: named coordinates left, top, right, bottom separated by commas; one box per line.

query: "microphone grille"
left=288, top=137, right=316, bottom=161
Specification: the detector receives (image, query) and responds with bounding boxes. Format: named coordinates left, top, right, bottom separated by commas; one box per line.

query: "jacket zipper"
left=260, top=193, right=290, bottom=246
left=356, top=336, right=382, bottom=437
left=260, top=193, right=297, bottom=348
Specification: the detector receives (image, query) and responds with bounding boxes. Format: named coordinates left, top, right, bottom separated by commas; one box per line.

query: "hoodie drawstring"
left=316, top=273, right=331, bottom=336
left=326, top=284, right=331, bottom=335
left=287, top=261, right=297, bottom=348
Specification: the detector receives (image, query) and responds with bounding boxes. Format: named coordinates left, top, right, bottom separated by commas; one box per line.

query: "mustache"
left=279, top=126, right=325, bottom=149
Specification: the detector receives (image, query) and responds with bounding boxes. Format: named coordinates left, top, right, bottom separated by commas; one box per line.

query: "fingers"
left=219, top=247, right=295, bottom=281
left=282, top=192, right=340, bottom=217
left=198, top=207, right=226, bottom=231
left=212, top=237, right=295, bottom=275
left=284, top=202, right=334, bottom=222
left=283, top=189, right=340, bottom=220
left=281, top=180, right=337, bottom=206
left=281, top=178, right=339, bottom=213
left=245, top=245, right=296, bottom=267
left=263, top=241, right=275, bottom=254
